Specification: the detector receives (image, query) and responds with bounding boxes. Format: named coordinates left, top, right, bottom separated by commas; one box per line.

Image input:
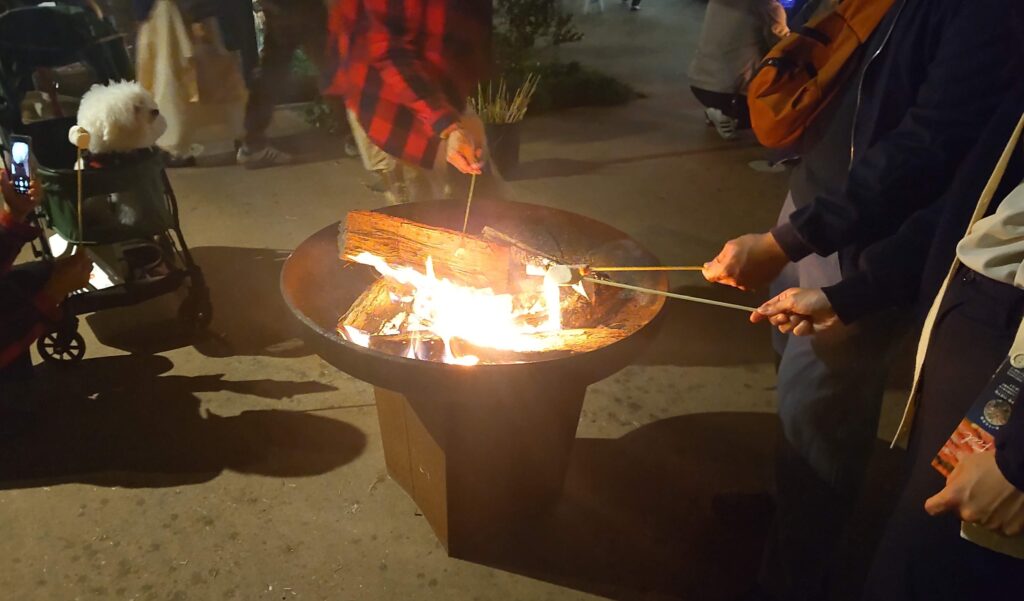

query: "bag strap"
left=893, top=110, right=1024, bottom=446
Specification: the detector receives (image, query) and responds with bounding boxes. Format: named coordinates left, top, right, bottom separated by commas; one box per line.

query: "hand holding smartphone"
left=8, top=135, right=32, bottom=195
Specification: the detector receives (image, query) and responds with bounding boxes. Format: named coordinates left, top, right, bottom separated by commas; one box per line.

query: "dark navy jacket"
left=816, top=86, right=1024, bottom=490
left=824, top=83, right=1024, bottom=323
left=771, top=0, right=1024, bottom=282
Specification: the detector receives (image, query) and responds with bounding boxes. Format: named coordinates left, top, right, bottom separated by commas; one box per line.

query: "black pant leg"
left=242, top=5, right=305, bottom=149
left=863, top=272, right=1024, bottom=600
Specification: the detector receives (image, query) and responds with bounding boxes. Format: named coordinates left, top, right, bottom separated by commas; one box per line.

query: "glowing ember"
left=340, top=252, right=572, bottom=364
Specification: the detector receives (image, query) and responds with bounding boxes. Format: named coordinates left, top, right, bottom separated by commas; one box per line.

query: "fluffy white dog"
left=76, top=80, right=166, bottom=155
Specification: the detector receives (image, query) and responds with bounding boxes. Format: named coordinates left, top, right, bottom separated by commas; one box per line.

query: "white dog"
left=76, top=80, right=166, bottom=155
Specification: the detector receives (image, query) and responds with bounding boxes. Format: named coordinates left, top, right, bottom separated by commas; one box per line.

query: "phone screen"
left=10, top=139, right=30, bottom=194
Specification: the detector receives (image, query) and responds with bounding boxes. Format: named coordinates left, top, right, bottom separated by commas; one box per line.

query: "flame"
left=345, top=252, right=564, bottom=363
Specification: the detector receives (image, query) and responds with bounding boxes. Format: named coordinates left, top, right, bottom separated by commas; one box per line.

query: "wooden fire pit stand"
left=374, top=375, right=587, bottom=556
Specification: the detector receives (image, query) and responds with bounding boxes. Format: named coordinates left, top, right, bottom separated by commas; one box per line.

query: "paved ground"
left=0, top=2, right=910, bottom=600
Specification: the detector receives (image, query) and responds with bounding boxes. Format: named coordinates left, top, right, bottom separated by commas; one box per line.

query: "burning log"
left=339, top=211, right=512, bottom=291
left=339, top=277, right=414, bottom=338
left=367, top=329, right=629, bottom=362
left=464, top=328, right=628, bottom=355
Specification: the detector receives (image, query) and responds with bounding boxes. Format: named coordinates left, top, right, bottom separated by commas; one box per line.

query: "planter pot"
left=485, top=122, right=522, bottom=178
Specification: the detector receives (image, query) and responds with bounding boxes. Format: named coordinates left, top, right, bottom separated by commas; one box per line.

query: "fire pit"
left=281, top=199, right=666, bottom=555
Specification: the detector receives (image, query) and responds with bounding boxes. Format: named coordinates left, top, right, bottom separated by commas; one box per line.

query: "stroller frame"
left=0, top=1, right=211, bottom=364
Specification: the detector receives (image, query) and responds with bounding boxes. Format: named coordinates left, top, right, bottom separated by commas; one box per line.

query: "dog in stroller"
left=0, top=2, right=211, bottom=367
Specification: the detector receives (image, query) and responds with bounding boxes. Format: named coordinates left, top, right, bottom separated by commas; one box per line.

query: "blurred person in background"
left=236, top=0, right=332, bottom=169
left=134, top=0, right=249, bottom=167
left=326, top=0, right=492, bottom=204
left=688, top=0, right=789, bottom=140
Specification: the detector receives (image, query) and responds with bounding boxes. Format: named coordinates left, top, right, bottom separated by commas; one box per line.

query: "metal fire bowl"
left=280, top=199, right=667, bottom=394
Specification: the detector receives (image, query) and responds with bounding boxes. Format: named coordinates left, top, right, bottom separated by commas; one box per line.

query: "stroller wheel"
left=179, top=289, right=213, bottom=330
left=37, top=331, right=86, bottom=365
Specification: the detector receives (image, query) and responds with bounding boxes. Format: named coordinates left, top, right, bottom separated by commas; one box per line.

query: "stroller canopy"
left=0, top=3, right=133, bottom=132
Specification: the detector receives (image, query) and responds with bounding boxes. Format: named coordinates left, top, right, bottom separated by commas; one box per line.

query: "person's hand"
left=1, top=171, right=42, bottom=222
left=703, top=232, right=790, bottom=291
left=444, top=125, right=483, bottom=175
left=751, top=287, right=840, bottom=336
left=42, top=253, right=93, bottom=304
left=925, top=451, right=1024, bottom=537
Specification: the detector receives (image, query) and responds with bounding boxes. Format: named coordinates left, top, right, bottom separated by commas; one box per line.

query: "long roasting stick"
left=582, top=277, right=757, bottom=313
left=591, top=265, right=704, bottom=272
left=461, top=173, right=477, bottom=233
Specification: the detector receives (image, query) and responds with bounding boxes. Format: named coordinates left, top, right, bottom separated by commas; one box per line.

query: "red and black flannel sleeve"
left=328, top=0, right=491, bottom=168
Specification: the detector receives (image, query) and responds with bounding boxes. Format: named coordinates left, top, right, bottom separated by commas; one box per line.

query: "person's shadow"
left=459, top=412, right=904, bottom=601
left=0, top=354, right=367, bottom=489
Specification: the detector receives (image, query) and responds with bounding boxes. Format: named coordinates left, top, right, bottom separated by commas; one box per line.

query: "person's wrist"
left=760, top=232, right=789, bottom=266
left=439, top=124, right=459, bottom=140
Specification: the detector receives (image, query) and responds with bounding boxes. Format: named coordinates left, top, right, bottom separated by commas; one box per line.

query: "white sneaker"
left=748, top=160, right=788, bottom=173
left=704, top=107, right=739, bottom=141
left=237, top=144, right=293, bottom=169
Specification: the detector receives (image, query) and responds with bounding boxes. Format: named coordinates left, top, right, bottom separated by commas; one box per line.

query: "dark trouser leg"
left=759, top=195, right=907, bottom=599
left=215, top=0, right=260, bottom=85
left=0, top=262, right=53, bottom=393
left=863, top=272, right=1024, bottom=600
left=243, top=7, right=306, bottom=150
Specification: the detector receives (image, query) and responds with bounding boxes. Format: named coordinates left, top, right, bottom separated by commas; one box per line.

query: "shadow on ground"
left=509, top=144, right=759, bottom=181
left=460, top=412, right=903, bottom=601
left=638, top=284, right=774, bottom=367
left=88, top=246, right=309, bottom=359
left=0, top=355, right=366, bottom=489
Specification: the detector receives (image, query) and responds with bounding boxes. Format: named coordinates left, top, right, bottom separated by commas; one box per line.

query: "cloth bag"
left=135, top=0, right=247, bottom=156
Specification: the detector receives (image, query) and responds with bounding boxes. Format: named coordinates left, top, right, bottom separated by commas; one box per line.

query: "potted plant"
left=471, top=74, right=539, bottom=177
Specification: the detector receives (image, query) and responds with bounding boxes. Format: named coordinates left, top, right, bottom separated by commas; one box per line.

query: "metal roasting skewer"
left=582, top=277, right=758, bottom=313
left=76, top=146, right=83, bottom=252
left=461, top=173, right=477, bottom=234
left=590, top=265, right=704, bottom=272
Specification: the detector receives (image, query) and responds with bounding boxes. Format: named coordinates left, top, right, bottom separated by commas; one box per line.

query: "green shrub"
left=494, top=0, right=583, bottom=71
left=503, top=61, right=636, bottom=114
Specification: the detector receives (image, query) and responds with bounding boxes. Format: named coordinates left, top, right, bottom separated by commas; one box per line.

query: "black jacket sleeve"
left=777, top=0, right=1021, bottom=262
left=820, top=84, right=1024, bottom=325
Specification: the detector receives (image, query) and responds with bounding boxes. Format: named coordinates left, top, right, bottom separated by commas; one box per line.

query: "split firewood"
left=339, top=211, right=511, bottom=291
left=368, top=332, right=446, bottom=358
left=338, top=277, right=414, bottom=337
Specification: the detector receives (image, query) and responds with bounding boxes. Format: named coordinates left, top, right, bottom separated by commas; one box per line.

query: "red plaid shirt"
left=327, top=0, right=492, bottom=168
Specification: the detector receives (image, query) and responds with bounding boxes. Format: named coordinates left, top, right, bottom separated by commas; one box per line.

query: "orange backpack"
left=747, top=0, right=896, bottom=149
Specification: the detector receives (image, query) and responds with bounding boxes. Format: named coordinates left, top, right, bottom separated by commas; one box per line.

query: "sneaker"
left=748, top=160, right=787, bottom=173
left=343, top=134, right=360, bottom=158
left=236, top=144, right=293, bottom=169
left=705, top=107, right=739, bottom=141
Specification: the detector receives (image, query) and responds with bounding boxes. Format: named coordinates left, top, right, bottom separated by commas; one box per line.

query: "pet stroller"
left=0, top=2, right=211, bottom=364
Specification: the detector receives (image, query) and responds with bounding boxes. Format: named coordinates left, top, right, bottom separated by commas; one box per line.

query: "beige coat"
left=135, top=0, right=247, bottom=156
left=688, top=0, right=790, bottom=95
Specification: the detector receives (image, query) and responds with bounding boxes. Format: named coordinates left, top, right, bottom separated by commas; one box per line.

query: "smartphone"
left=8, top=135, right=32, bottom=194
